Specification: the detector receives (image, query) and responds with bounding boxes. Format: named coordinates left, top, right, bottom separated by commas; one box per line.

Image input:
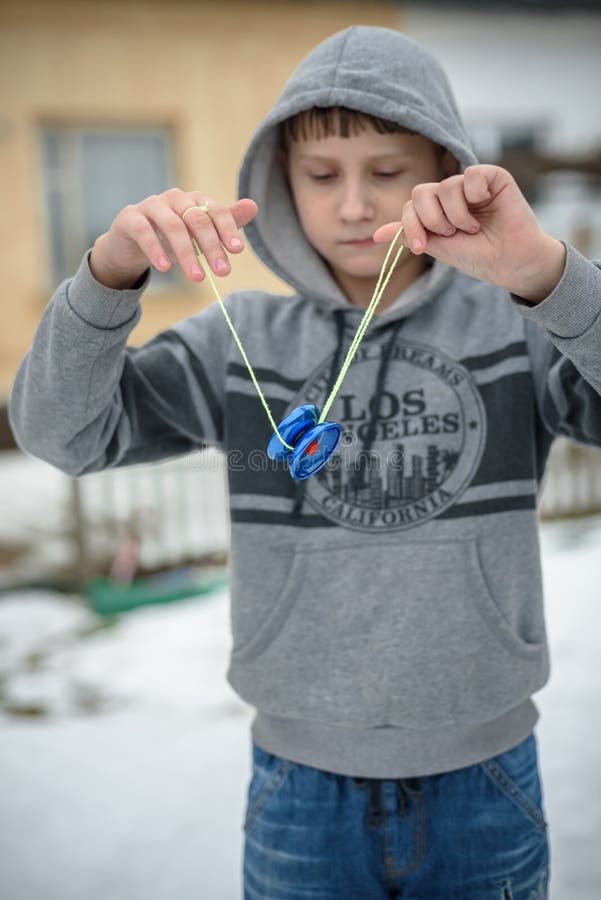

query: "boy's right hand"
left=89, top=188, right=258, bottom=290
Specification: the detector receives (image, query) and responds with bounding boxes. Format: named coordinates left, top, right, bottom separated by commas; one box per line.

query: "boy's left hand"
left=373, top=164, right=566, bottom=304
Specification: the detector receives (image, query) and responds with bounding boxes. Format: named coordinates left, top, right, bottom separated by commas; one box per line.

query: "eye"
left=375, top=171, right=402, bottom=178
left=309, top=173, right=334, bottom=181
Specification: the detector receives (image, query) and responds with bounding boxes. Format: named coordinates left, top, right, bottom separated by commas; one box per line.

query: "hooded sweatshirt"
left=8, top=25, right=601, bottom=779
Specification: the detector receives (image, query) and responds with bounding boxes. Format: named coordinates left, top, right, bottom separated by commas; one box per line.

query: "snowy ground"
left=0, top=586, right=252, bottom=900
left=0, top=457, right=600, bottom=899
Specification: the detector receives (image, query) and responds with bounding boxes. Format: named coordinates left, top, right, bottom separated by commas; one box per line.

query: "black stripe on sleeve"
left=158, top=329, right=223, bottom=438
left=227, top=362, right=306, bottom=393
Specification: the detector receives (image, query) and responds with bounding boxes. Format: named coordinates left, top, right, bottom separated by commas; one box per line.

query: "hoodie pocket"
left=228, top=537, right=548, bottom=729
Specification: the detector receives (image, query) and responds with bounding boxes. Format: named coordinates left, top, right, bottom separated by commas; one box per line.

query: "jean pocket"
left=480, top=733, right=548, bottom=832
left=243, top=744, right=294, bottom=836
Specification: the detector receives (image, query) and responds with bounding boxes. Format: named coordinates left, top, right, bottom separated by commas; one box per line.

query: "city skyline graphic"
left=318, top=441, right=460, bottom=510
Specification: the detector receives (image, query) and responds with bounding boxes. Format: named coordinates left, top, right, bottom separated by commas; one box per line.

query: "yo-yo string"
left=183, top=207, right=294, bottom=450
left=318, top=224, right=404, bottom=423
left=183, top=205, right=404, bottom=449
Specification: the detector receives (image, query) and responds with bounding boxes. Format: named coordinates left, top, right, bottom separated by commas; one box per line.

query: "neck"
left=333, top=254, right=431, bottom=312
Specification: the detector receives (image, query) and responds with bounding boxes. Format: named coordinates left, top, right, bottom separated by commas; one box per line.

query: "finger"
left=178, top=201, right=233, bottom=276
left=463, top=165, right=495, bottom=206
left=373, top=221, right=402, bottom=244
left=143, top=195, right=208, bottom=281
left=437, top=175, right=481, bottom=233
left=122, top=208, right=173, bottom=273
left=411, top=182, right=456, bottom=237
left=229, top=198, right=259, bottom=230
left=401, top=200, right=428, bottom=255
left=185, top=192, right=257, bottom=256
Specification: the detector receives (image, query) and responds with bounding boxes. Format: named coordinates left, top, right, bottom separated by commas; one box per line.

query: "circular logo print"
left=290, top=338, right=486, bottom=532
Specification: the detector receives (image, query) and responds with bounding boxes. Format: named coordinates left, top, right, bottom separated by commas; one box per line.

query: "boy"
left=9, top=25, right=601, bottom=900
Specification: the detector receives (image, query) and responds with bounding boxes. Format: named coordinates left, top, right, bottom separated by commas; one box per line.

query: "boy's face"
left=283, top=128, right=457, bottom=305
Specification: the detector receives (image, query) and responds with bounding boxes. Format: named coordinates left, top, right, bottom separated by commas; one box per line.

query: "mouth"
left=342, top=237, right=376, bottom=246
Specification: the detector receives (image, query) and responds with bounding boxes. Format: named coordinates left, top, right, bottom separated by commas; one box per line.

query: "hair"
left=279, top=106, right=446, bottom=158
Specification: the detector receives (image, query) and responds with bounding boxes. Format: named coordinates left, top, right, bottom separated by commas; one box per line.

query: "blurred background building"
left=0, top=0, right=599, bottom=398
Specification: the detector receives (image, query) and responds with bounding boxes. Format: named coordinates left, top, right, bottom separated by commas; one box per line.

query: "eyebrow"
left=295, top=152, right=413, bottom=163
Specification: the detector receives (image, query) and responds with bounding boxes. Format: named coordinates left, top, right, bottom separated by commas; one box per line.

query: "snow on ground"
left=0, top=453, right=600, bottom=899
left=534, top=516, right=601, bottom=900
left=0, top=585, right=253, bottom=900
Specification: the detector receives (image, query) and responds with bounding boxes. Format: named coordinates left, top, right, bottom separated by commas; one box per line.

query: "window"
left=39, top=125, right=177, bottom=291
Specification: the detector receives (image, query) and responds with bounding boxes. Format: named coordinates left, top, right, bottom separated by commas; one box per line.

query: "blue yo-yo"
left=267, top=403, right=343, bottom=480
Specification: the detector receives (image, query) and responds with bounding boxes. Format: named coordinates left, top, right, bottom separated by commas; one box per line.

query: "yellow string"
left=183, top=206, right=294, bottom=450
left=182, top=205, right=404, bottom=450
left=318, top=225, right=404, bottom=423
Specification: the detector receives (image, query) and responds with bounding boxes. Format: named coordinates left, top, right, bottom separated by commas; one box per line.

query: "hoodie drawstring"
left=292, top=309, right=347, bottom=518
left=352, top=776, right=421, bottom=827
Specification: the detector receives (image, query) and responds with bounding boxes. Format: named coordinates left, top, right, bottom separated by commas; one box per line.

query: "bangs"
left=279, top=106, right=414, bottom=149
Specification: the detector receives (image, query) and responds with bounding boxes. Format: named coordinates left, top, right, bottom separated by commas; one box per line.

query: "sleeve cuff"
left=509, top=241, right=601, bottom=338
left=66, top=248, right=151, bottom=329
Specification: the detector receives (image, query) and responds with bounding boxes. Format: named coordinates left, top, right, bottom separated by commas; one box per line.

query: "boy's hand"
left=373, top=165, right=566, bottom=304
left=90, top=188, right=258, bottom=290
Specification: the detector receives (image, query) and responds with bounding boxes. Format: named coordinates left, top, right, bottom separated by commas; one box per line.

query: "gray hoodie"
left=8, top=26, right=601, bottom=778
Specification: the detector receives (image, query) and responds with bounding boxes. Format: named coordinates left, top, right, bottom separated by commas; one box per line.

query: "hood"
left=237, top=24, right=479, bottom=319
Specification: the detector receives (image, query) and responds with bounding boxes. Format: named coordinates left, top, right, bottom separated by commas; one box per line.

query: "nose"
left=338, top=178, right=375, bottom=221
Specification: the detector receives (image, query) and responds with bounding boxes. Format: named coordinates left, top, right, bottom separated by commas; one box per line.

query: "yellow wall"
left=0, top=0, right=402, bottom=398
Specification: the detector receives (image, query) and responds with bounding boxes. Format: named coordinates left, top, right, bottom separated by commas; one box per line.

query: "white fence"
left=539, top=436, right=601, bottom=520
left=70, top=447, right=230, bottom=578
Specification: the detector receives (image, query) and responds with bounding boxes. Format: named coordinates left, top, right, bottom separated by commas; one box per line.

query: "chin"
left=338, top=262, right=384, bottom=279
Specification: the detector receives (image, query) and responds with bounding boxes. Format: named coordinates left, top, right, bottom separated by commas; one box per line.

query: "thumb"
left=372, top=221, right=403, bottom=244
left=230, top=198, right=258, bottom=228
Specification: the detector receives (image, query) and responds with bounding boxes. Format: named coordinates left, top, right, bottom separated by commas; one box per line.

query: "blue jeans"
left=242, top=731, right=549, bottom=899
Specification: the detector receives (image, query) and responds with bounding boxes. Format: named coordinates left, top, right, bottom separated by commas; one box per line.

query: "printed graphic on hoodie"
left=296, top=337, right=486, bottom=532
